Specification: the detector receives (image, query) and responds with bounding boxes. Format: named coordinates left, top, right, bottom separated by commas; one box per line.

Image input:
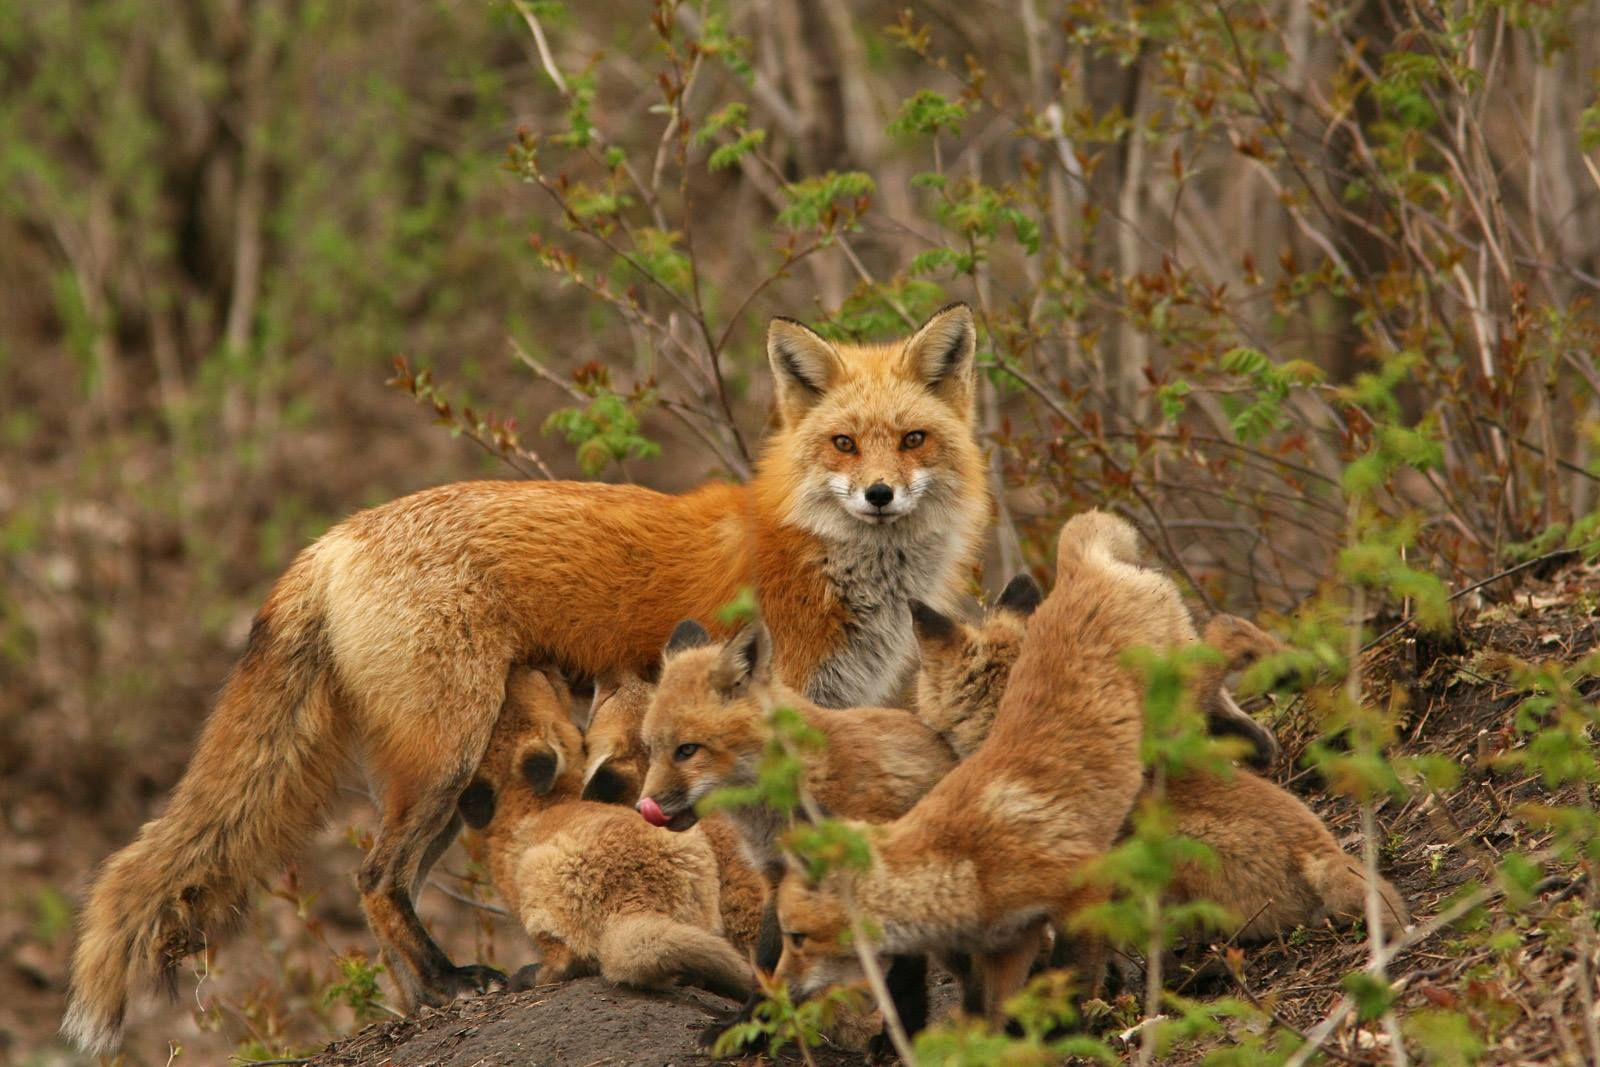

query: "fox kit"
left=912, top=576, right=1281, bottom=768
left=639, top=619, right=958, bottom=1041
left=64, top=306, right=987, bottom=1055
left=636, top=619, right=956, bottom=880
left=910, top=578, right=1407, bottom=947
left=581, top=672, right=766, bottom=953
left=774, top=511, right=1197, bottom=1020
left=460, top=665, right=755, bottom=1001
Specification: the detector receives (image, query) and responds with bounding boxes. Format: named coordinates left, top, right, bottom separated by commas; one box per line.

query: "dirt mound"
left=309, top=979, right=740, bottom=1067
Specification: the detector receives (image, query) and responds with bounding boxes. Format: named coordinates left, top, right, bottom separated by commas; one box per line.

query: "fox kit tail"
left=598, top=913, right=755, bottom=1002
left=62, top=549, right=344, bottom=1056
left=1055, top=510, right=1141, bottom=571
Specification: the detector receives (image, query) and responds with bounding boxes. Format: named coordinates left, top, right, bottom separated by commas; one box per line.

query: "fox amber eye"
left=674, top=742, right=700, bottom=762
left=900, top=430, right=927, bottom=450
left=831, top=435, right=856, bottom=454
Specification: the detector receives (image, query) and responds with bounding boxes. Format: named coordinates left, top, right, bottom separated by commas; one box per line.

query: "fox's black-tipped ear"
left=665, top=619, right=712, bottom=656
left=996, top=574, right=1044, bottom=617
left=903, top=303, right=976, bottom=400
left=909, top=600, right=959, bottom=647
left=459, top=780, right=495, bottom=829
left=522, top=749, right=560, bottom=796
left=712, top=619, right=772, bottom=694
left=582, top=761, right=634, bottom=805
left=768, top=317, right=843, bottom=425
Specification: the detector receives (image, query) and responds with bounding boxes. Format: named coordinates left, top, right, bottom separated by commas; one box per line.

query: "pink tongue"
left=638, top=796, right=670, bottom=827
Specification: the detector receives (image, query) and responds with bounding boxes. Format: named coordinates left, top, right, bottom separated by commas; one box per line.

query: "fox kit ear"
left=902, top=303, right=976, bottom=401
left=582, top=760, right=635, bottom=805
left=459, top=779, right=495, bottom=830
left=768, top=317, right=844, bottom=425
left=711, top=619, right=773, bottom=695
left=522, top=747, right=561, bottom=796
left=909, top=600, right=960, bottom=648
left=665, top=619, right=712, bottom=658
left=995, top=574, right=1044, bottom=617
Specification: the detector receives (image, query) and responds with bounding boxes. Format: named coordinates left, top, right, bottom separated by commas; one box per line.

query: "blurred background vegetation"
left=3, top=0, right=1599, bottom=1063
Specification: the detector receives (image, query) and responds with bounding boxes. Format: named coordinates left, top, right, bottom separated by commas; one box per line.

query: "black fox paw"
left=508, top=964, right=543, bottom=992
left=442, top=963, right=507, bottom=996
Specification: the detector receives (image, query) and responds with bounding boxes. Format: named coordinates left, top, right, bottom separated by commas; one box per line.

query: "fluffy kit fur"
left=913, top=594, right=1407, bottom=944
left=774, top=511, right=1200, bottom=1019
left=460, top=665, right=755, bottom=1002
left=911, top=577, right=1281, bottom=769
left=64, top=305, right=987, bottom=1056
left=638, top=619, right=956, bottom=881
left=581, top=672, right=766, bottom=952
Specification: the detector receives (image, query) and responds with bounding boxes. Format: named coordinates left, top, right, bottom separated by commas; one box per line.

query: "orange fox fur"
left=774, top=511, right=1199, bottom=1019
left=63, top=306, right=988, bottom=1056
left=637, top=620, right=957, bottom=880
left=581, top=673, right=766, bottom=953
left=912, top=575, right=1281, bottom=768
left=910, top=593, right=1408, bottom=946
left=458, top=665, right=755, bottom=1001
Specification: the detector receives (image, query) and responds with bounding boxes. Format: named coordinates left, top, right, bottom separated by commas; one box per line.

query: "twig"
left=426, top=877, right=510, bottom=919
left=1224, top=955, right=1382, bottom=1067
left=1361, top=547, right=1579, bottom=653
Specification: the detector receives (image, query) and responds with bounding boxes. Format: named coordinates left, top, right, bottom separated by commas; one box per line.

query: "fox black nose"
left=864, top=482, right=895, bottom=509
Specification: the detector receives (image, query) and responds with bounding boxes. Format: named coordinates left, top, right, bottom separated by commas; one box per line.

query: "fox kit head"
left=773, top=866, right=865, bottom=999
left=581, top=671, right=654, bottom=805
left=637, top=620, right=773, bottom=832
left=458, top=666, right=585, bottom=833
left=763, top=303, right=986, bottom=537
left=910, top=573, right=1043, bottom=759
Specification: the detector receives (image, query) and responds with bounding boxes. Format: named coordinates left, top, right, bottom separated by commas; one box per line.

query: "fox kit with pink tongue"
left=463, top=665, right=756, bottom=1001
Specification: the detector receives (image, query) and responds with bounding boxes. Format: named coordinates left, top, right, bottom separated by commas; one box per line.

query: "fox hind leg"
left=357, top=672, right=508, bottom=1010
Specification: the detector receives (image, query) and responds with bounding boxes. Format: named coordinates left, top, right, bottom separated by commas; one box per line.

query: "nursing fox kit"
left=63, top=305, right=988, bottom=1055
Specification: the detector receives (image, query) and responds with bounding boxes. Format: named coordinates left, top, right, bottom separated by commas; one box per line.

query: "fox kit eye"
left=831, top=435, right=856, bottom=454
left=674, top=743, right=701, bottom=762
left=901, top=430, right=926, bottom=450
left=786, top=931, right=808, bottom=948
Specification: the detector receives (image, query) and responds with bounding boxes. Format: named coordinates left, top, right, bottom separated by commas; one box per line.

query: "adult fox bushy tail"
left=63, top=551, right=349, bottom=1055
left=64, top=304, right=988, bottom=1056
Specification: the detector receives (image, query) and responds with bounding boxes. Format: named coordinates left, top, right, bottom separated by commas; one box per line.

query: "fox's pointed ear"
left=582, top=759, right=635, bottom=805
left=909, top=600, right=960, bottom=648
left=665, top=619, right=712, bottom=657
left=995, top=574, right=1044, bottom=617
left=459, top=780, right=495, bottom=830
left=902, top=303, right=976, bottom=403
left=768, top=317, right=844, bottom=425
left=522, top=746, right=561, bottom=797
left=711, top=619, right=772, bottom=695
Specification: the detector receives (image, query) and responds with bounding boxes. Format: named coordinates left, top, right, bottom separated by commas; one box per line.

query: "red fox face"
left=636, top=621, right=769, bottom=832
left=773, top=871, right=864, bottom=998
left=764, top=304, right=984, bottom=535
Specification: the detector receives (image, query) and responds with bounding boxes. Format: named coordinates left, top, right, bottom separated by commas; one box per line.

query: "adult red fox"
left=459, top=665, right=755, bottom=1001
left=63, top=305, right=988, bottom=1055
